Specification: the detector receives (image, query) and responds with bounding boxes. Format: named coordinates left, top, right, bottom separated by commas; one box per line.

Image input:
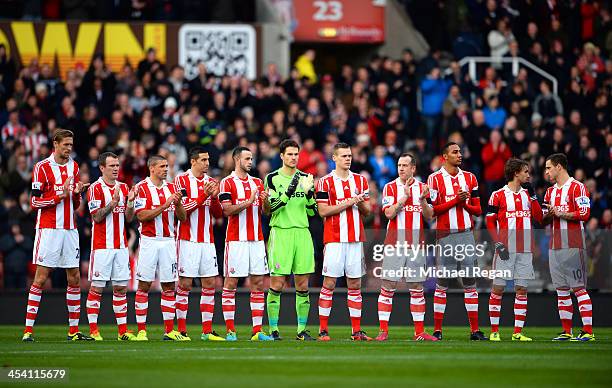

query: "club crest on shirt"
left=382, top=196, right=394, bottom=206
left=429, top=189, right=438, bottom=202
left=576, top=196, right=590, bottom=206
left=88, top=200, right=101, bottom=211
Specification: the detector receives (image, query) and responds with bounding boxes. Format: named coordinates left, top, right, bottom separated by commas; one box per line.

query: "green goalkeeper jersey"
left=265, top=169, right=317, bottom=229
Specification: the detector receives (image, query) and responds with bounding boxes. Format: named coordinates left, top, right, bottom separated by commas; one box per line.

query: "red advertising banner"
left=291, top=0, right=385, bottom=43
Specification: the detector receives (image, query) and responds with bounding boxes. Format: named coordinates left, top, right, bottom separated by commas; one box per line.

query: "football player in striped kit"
left=375, top=153, right=438, bottom=341
left=219, top=147, right=273, bottom=341
left=427, top=142, right=486, bottom=341
left=486, top=158, right=543, bottom=341
left=86, top=152, right=138, bottom=341
left=315, top=143, right=372, bottom=341
left=174, top=147, right=225, bottom=341
left=133, top=155, right=188, bottom=341
left=23, top=129, right=92, bottom=341
left=543, top=153, right=595, bottom=342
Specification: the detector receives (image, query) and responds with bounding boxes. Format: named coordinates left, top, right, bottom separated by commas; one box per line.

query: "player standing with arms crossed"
left=23, top=129, right=92, bottom=341
left=132, top=155, right=188, bottom=341
left=264, top=140, right=317, bottom=341
left=427, top=142, right=487, bottom=341
left=174, top=147, right=225, bottom=341
left=485, top=158, right=543, bottom=341
left=316, top=143, right=372, bottom=341
left=376, top=153, right=438, bottom=341
left=85, top=152, right=138, bottom=341
left=542, top=154, right=595, bottom=341
left=219, top=147, right=273, bottom=341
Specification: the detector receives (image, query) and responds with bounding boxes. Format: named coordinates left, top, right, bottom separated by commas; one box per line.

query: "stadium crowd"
left=0, top=1, right=610, bottom=290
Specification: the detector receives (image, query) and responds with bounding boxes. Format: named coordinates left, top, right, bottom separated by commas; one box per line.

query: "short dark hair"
left=232, top=146, right=250, bottom=159
left=504, top=158, right=529, bottom=182
left=189, top=146, right=208, bottom=161
left=280, top=139, right=300, bottom=154
left=546, top=153, right=568, bottom=171
left=147, top=154, right=166, bottom=168
left=333, top=142, right=351, bottom=154
left=53, top=129, right=74, bottom=143
left=441, top=142, right=459, bottom=155
left=99, top=152, right=118, bottom=167
left=399, top=153, right=416, bottom=166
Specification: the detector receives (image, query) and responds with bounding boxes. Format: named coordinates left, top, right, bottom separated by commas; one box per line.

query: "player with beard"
left=219, top=147, right=273, bottom=341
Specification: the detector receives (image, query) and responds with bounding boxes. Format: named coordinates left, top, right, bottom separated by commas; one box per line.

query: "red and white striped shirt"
left=87, top=178, right=129, bottom=249
left=316, top=170, right=369, bottom=243
left=174, top=169, right=222, bottom=243
left=31, top=154, right=80, bottom=229
left=219, top=172, right=264, bottom=242
left=1, top=122, right=27, bottom=143
left=382, top=178, right=430, bottom=245
left=544, top=177, right=590, bottom=250
left=486, top=186, right=543, bottom=253
left=134, top=177, right=178, bottom=239
left=427, top=167, right=478, bottom=235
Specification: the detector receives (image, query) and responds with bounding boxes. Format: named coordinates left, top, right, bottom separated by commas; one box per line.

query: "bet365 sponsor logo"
left=404, top=204, right=423, bottom=212
left=552, top=205, right=570, bottom=212
left=113, top=206, right=126, bottom=213
left=505, top=210, right=531, bottom=218
left=54, top=184, right=74, bottom=192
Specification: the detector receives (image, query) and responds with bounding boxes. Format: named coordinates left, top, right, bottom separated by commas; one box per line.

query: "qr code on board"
left=179, top=25, right=256, bottom=80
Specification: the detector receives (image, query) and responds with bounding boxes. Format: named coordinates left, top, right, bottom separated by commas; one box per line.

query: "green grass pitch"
left=1, top=325, right=611, bottom=387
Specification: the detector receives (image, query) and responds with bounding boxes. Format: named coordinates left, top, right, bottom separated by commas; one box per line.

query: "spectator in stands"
left=534, top=80, right=563, bottom=124
left=481, top=130, right=511, bottom=196
left=1, top=109, right=27, bottom=143
left=420, top=66, right=452, bottom=149
left=298, top=138, right=325, bottom=176
left=482, top=94, right=507, bottom=130
left=369, top=145, right=396, bottom=189
left=488, top=18, right=515, bottom=65
left=294, top=49, right=317, bottom=84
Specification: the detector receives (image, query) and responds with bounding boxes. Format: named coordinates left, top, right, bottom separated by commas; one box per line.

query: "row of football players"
left=22, top=129, right=594, bottom=342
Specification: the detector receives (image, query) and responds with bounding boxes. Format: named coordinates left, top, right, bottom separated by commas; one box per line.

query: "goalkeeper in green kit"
left=263, top=139, right=316, bottom=341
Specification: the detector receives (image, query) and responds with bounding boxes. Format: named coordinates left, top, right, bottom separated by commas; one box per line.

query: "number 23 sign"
left=292, top=0, right=385, bottom=43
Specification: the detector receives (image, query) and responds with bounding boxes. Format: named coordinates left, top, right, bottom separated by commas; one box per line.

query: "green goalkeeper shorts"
left=267, top=227, right=315, bottom=276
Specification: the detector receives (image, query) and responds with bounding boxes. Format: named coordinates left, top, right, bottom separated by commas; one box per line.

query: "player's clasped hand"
left=60, top=177, right=72, bottom=198
left=74, top=181, right=90, bottom=194
left=419, top=185, right=430, bottom=201
left=495, top=242, right=510, bottom=261
left=457, top=189, right=469, bottom=202
left=544, top=203, right=558, bottom=217
left=127, top=186, right=138, bottom=202
left=286, top=173, right=300, bottom=197
left=249, top=189, right=258, bottom=204
left=259, top=190, right=269, bottom=202
left=164, top=192, right=181, bottom=208
left=353, top=193, right=366, bottom=205
left=300, top=174, right=314, bottom=194
left=110, top=187, right=121, bottom=206
left=203, top=181, right=216, bottom=196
